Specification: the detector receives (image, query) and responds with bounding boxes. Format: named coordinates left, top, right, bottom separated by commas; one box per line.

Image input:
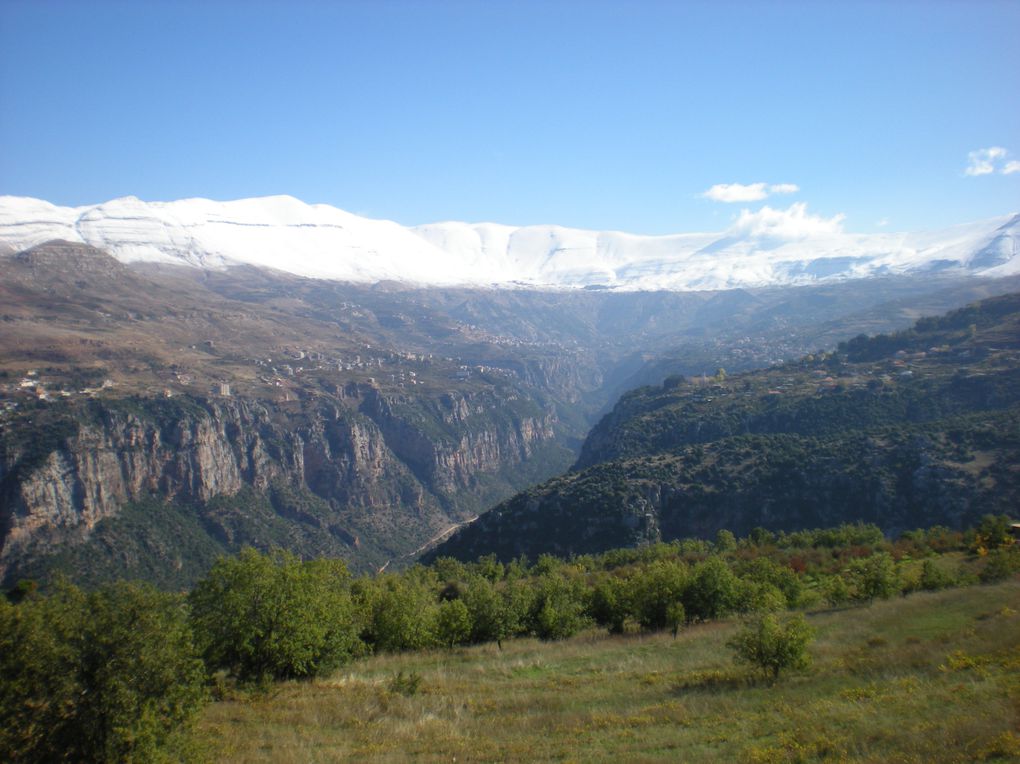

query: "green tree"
left=727, top=613, right=814, bottom=682
left=589, top=574, right=631, bottom=634
left=846, top=553, right=899, bottom=603
left=436, top=598, right=472, bottom=647
left=918, top=558, right=956, bottom=591
left=359, top=571, right=440, bottom=653
left=530, top=573, right=588, bottom=640
left=1, top=579, right=206, bottom=763
left=684, top=557, right=739, bottom=622
left=972, top=514, right=1015, bottom=553
left=714, top=529, right=737, bottom=553
left=189, top=548, right=360, bottom=681
left=666, top=602, right=686, bottom=639
left=462, top=576, right=507, bottom=645
left=630, top=560, right=689, bottom=630
left=736, top=580, right=787, bottom=614
left=735, top=557, right=804, bottom=608
left=822, top=574, right=850, bottom=606
left=979, top=547, right=1020, bottom=584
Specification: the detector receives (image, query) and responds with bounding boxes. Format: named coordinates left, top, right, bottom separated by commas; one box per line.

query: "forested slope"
left=430, top=294, right=1020, bottom=562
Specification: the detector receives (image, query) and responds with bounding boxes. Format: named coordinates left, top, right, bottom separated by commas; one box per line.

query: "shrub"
left=387, top=670, right=423, bottom=696
left=189, top=548, right=360, bottom=681
left=436, top=598, right=472, bottom=647
left=359, top=573, right=440, bottom=653
left=727, top=613, right=814, bottom=681
left=979, top=547, right=1020, bottom=584
left=0, top=579, right=206, bottom=763
left=846, top=553, right=900, bottom=602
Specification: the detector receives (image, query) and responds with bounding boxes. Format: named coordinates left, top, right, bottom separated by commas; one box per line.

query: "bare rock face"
left=358, top=387, right=557, bottom=500
left=0, top=389, right=566, bottom=580
left=1, top=399, right=279, bottom=568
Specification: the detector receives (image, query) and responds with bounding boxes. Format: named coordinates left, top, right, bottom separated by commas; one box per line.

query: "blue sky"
left=1, top=0, right=1018, bottom=235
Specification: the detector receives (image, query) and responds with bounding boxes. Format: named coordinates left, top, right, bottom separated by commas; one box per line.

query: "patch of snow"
left=0, top=195, right=1016, bottom=291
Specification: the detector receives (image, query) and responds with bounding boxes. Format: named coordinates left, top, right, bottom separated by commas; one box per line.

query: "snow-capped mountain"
left=1, top=194, right=1017, bottom=291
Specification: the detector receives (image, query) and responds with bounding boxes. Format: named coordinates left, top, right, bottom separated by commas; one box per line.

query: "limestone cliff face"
left=358, top=387, right=558, bottom=501
left=0, top=389, right=566, bottom=579
left=0, top=399, right=291, bottom=568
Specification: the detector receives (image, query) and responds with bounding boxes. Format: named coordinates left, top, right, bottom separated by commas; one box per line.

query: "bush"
left=846, top=553, right=900, bottom=602
left=360, top=574, right=439, bottom=653
left=979, top=547, right=1020, bottom=584
left=0, top=579, right=206, bottom=763
left=630, top=560, right=689, bottom=630
left=918, top=558, right=956, bottom=591
left=436, top=599, right=472, bottom=647
left=727, top=613, right=814, bottom=681
left=530, top=573, right=588, bottom=640
left=189, top=548, right=360, bottom=681
left=387, top=670, right=423, bottom=696
left=684, top=557, right=740, bottom=622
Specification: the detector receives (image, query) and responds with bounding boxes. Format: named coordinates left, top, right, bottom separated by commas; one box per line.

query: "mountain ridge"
left=2, top=194, right=1017, bottom=291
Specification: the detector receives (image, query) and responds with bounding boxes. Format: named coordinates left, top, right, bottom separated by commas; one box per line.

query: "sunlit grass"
left=198, top=579, right=1020, bottom=762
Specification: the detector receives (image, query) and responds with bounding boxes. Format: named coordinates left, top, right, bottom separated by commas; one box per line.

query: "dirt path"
left=377, top=515, right=478, bottom=573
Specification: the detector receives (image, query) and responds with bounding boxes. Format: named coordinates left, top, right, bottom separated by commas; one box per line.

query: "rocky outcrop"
left=0, top=390, right=567, bottom=581
left=358, top=387, right=557, bottom=501
left=1, top=399, right=285, bottom=568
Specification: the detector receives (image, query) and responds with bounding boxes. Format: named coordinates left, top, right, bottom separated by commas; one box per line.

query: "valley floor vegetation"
left=2, top=517, right=1018, bottom=762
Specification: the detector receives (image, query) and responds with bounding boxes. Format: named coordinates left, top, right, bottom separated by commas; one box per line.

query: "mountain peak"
left=0, top=195, right=1016, bottom=292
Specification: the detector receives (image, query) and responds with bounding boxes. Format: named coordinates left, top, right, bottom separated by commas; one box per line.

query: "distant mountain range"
left=1, top=195, right=1017, bottom=291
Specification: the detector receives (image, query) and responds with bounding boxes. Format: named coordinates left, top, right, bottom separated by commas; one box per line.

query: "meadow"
left=199, top=578, right=1020, bottom=763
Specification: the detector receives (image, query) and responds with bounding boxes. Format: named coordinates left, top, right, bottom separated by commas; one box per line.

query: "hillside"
left=429, top=294, right=1020, bottom=562
left=198, top=579, right=1020, bottom=762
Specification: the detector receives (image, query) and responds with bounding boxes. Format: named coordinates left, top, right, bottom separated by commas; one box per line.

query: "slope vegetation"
left=431, top=294, right=1020, bottom=562
left=198, top=579, right=1020, bottom=762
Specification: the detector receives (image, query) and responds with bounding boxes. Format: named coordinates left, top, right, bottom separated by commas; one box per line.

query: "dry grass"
left=197, top=579, right=1020, bottom=762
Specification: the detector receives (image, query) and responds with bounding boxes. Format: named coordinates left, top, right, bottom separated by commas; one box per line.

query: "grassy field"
left=198, top=579, right=1020, bottom=763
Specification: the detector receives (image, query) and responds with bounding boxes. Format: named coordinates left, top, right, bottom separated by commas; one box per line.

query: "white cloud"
left=702, top=181, right=800, bottom=203
left=965, top=146, right=1012, bottom=176
left=1004, top=160, right=1020, bottom=175
left=876, top=217, right=890, bottom=228
left=703, top=182, right=769, bottom=203
left=729, top=202, right=845, bottom=241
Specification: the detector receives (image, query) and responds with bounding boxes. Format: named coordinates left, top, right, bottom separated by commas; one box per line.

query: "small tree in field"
left=727, top=613, right=814, bottom=682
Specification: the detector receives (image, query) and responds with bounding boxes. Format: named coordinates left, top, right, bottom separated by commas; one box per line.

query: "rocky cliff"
left=0, top=386, right=568, bottom=585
